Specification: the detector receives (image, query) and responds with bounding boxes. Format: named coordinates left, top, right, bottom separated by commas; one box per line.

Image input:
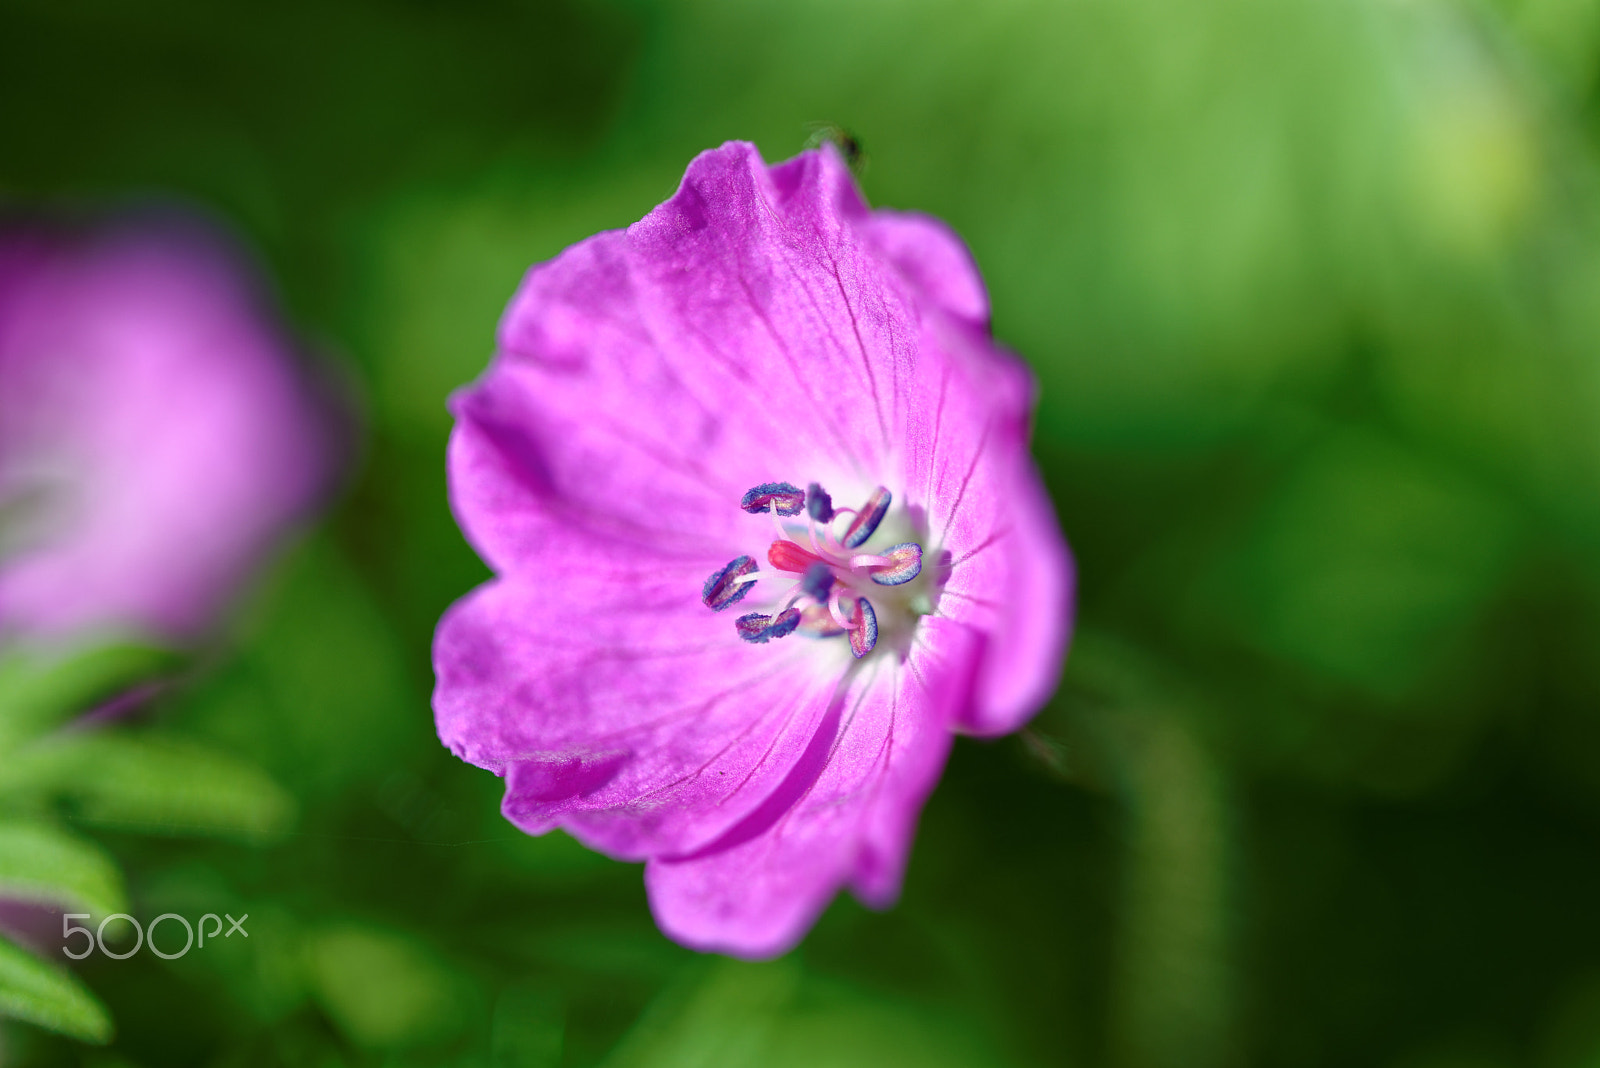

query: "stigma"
left=700, top=481, right=929, bottom=659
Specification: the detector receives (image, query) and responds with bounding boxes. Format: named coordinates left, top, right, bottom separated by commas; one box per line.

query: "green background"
left=5, top=0, right=1600, bottom=1064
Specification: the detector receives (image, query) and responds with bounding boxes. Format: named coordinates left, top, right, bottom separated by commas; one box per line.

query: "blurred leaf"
left=358, top=169, right=669, bottom=438
left=0, top=643, right=179, bottom=755
left=1541, top=972, right=1600, bottom=1068
left=306, top=924, right=465, bottom=1050
left=1048, top=632, right=1236, bottom=1068
left=1106, top=719, right=1233, bottom=1068
left=182, top=535, right=422, bottom=800
left=141, top=888, right=312, bottom=1025
left=603, top=960, right=1008, bottom=1068
left=492, top=986, right=563, bottom=1068
left=1228, top=431, right=1519, bottom=696
left=1501, top=0, right=1600, bottom=96
left=0, top=935, right=111, bottom=1044
left=0, top=733, right=295, bottom=842
left=0, top=820, right=127, bottom=919
left=603, top=959, right=795, bottom=1068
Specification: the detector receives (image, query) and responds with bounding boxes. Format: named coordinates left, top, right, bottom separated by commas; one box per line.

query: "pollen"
left=704, top=482, right=931, bottom=657
left=740, top=482, right=806, bottom=516
left=702, top=555, right=758, bottom=611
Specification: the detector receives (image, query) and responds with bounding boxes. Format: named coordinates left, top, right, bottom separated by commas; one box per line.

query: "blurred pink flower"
left=433, top=143, right=1072, bottom=957
left=0, top=213, right=336, bottom=644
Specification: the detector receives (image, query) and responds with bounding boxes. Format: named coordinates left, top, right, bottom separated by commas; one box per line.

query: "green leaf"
left=602, top=961, right=795, bottom=1068
left=0, top=733, right=296, bottom=842
left=307, top=924, right=466, bottom=1049
left=1226, top=431, right=1519, bottom=697
left=0, top=820, right=127, bottom=918
left=0, top=935, right=112, bottom=1044
left=0, top=643, right=181, bottom=755
left=603, top=960, right=1007, bottom=1068
left=492, top=986, right=564, bottom=1068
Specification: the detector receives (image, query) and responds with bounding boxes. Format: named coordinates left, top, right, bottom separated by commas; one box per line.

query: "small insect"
left=804, top=122, right=866, bottom=173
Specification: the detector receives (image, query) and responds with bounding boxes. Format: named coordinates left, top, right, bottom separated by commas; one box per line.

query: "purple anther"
left=806, top=482, right=834, bottom=523
left=740, top=482, right=805, bottom=516
left=735, top=607, right=802, bottom=644
left=869, top=542, right=923, bottom=586
left=702, top=555, right=757, bottom=611
left=841, top=486, right=892, bottom=548
left=800, top=562, right=834, bottom=601
left=846, top=597, right=878, bottom=658
left=767, top=607, right=801, bottom=640
left=736, top=612, right=774, bottom=642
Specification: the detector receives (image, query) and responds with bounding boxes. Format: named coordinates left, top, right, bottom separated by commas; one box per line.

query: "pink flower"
left=0, top=213, right=335, bottom=645
left=433, top=143, right=1072, bottom=957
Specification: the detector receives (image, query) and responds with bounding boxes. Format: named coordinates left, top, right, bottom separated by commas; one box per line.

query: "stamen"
left=768, top=539, right=825, bottom=573
left=702, top=555, right=758, bottom=611
left=800, top=562, right=834, bottom=601
left=763, top=498, right=790, bottom=542
left=841, top=486, right=892, bottom=548
left=773, top=580, right=806, bottom=615
left=827, top=507, right=856, bottom=535
left=719, top=482, right=909, bottom=655
left=865, top=542, right=922, bottom=586
left=796, top=603, right=847, bottom=638
left=735, top=608, right=802, bottom=644
left=806, top=483, right=834, bottom=523
left=767, top=607, right=802, bottom=640
left=844, top=596, right=879, bottom=658
left=803, top=513, right=853, bottom=564
left=823, top=586, right=846, bottom=630
left=741, top=482, right=805, bottom=516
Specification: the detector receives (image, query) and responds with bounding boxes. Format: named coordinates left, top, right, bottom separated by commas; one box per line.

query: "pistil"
left=704, top=481, right=927, bottom=658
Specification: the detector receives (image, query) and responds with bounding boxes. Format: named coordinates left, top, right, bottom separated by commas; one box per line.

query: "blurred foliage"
left=0, top=939, right=108, bottom=1047
left=0, top=644, right=295, bottom=1047
left=600, top=958, right=1011, bottom=1068
left=5, top=0, right=1600, bottom=1064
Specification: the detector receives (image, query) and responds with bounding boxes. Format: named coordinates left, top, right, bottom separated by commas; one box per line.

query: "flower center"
left=700, top=481, right=936, bottom=659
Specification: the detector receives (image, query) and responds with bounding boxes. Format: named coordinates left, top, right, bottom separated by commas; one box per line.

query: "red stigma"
left=768, top=540, right=823, bottom=573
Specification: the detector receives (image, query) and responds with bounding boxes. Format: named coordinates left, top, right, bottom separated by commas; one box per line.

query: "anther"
left=741, top=482, right=805, bottom=516
left=768, top=607, right=801, bottom=640
left=721, top=481, right=907, bottom=655
left=845, top=597, right=879, bottom=658
left=735, top=607, right=802, bottom=644
left=702, top=555, right=758, bottom=611
left=806, top=483, right=834, bottom=523
left=865, top=542, right=922, bottom=586
left=841, top=486, right=892, bottom=548
left=800, top=562, right=834, bottom=601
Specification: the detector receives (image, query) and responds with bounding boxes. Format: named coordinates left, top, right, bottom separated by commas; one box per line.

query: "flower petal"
left=934, top=454, right=1073, bottom=735
left=433, top=566, right=858, bottom=860
left=863, top=247, right=1070, bottom=734
left=643, top=619, right=980, bottom=959
left=435, top=141, right=1075, bottom=959
left=451, top=141, right=981, bottom=578
left=0, top=218, right=334, bottom=642
left=864, top=210, right=990, bottom=326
